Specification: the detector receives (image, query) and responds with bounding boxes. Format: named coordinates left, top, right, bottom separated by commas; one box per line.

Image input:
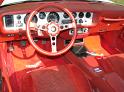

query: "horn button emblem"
left=51, top=26, right=56, bottom=32
left=47, top=23, right=60, bottom=36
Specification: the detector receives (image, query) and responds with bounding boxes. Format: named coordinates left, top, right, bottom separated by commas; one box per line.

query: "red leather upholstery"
left=90, top=54, right=124, bottom=92
left=21, top=64, right=92, bottom=92
left=103, top=54, right=124, bottom=79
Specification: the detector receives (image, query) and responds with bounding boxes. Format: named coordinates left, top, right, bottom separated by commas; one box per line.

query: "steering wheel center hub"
left=47, top=23, right=60, bottom=36
left=51, top=26, right=56, bottom=32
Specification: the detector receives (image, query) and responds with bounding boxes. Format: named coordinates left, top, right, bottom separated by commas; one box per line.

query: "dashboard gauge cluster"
left=3, top=12, right=93, bottom=32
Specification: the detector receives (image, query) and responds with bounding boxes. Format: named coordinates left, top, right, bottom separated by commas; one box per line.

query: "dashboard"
left=3, top=11, right=93, bottom=35
left=0, top=1, right=124, bottom=42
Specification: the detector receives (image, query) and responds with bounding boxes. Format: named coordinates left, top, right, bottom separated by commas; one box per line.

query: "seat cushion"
left=104, top=54, right=124, bottom=79
left=21, top=64, right=92, bottom=92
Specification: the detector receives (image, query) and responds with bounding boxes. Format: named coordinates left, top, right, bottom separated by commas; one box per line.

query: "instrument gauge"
left=24, top=13, right=38, bottom=24
left=63, top=12, right=69, bottom=18
left=86, top=12, right=91, bottom=18
left=47, top=12, right=60, bottom=23
left=72, top=12, right=77, bottom=18
left=17, top=15, right=21, bottom=20
left=79, top=12, right=84, bottom=18
left=39, top=12, right=46, bottom=19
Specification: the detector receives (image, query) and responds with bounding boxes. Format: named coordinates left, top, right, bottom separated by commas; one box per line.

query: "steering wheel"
left=26, top=3, right=77, bottom=56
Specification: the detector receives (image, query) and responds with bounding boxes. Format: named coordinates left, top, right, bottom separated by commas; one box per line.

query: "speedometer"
left=47, top=12, right=60, bottom=23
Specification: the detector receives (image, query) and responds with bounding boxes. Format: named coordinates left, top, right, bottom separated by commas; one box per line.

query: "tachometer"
left=47, top=12, right=60, bottom=23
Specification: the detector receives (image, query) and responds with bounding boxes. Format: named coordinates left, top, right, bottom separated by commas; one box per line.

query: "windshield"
left=1, top=0, right=113, bottom=6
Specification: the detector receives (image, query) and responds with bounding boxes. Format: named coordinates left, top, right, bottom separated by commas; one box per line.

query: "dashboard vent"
left=4, top=15, right=14, bottom=27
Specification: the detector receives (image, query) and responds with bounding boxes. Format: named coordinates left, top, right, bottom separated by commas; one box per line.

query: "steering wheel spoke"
left=50, top=35, right=57, bottom=53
